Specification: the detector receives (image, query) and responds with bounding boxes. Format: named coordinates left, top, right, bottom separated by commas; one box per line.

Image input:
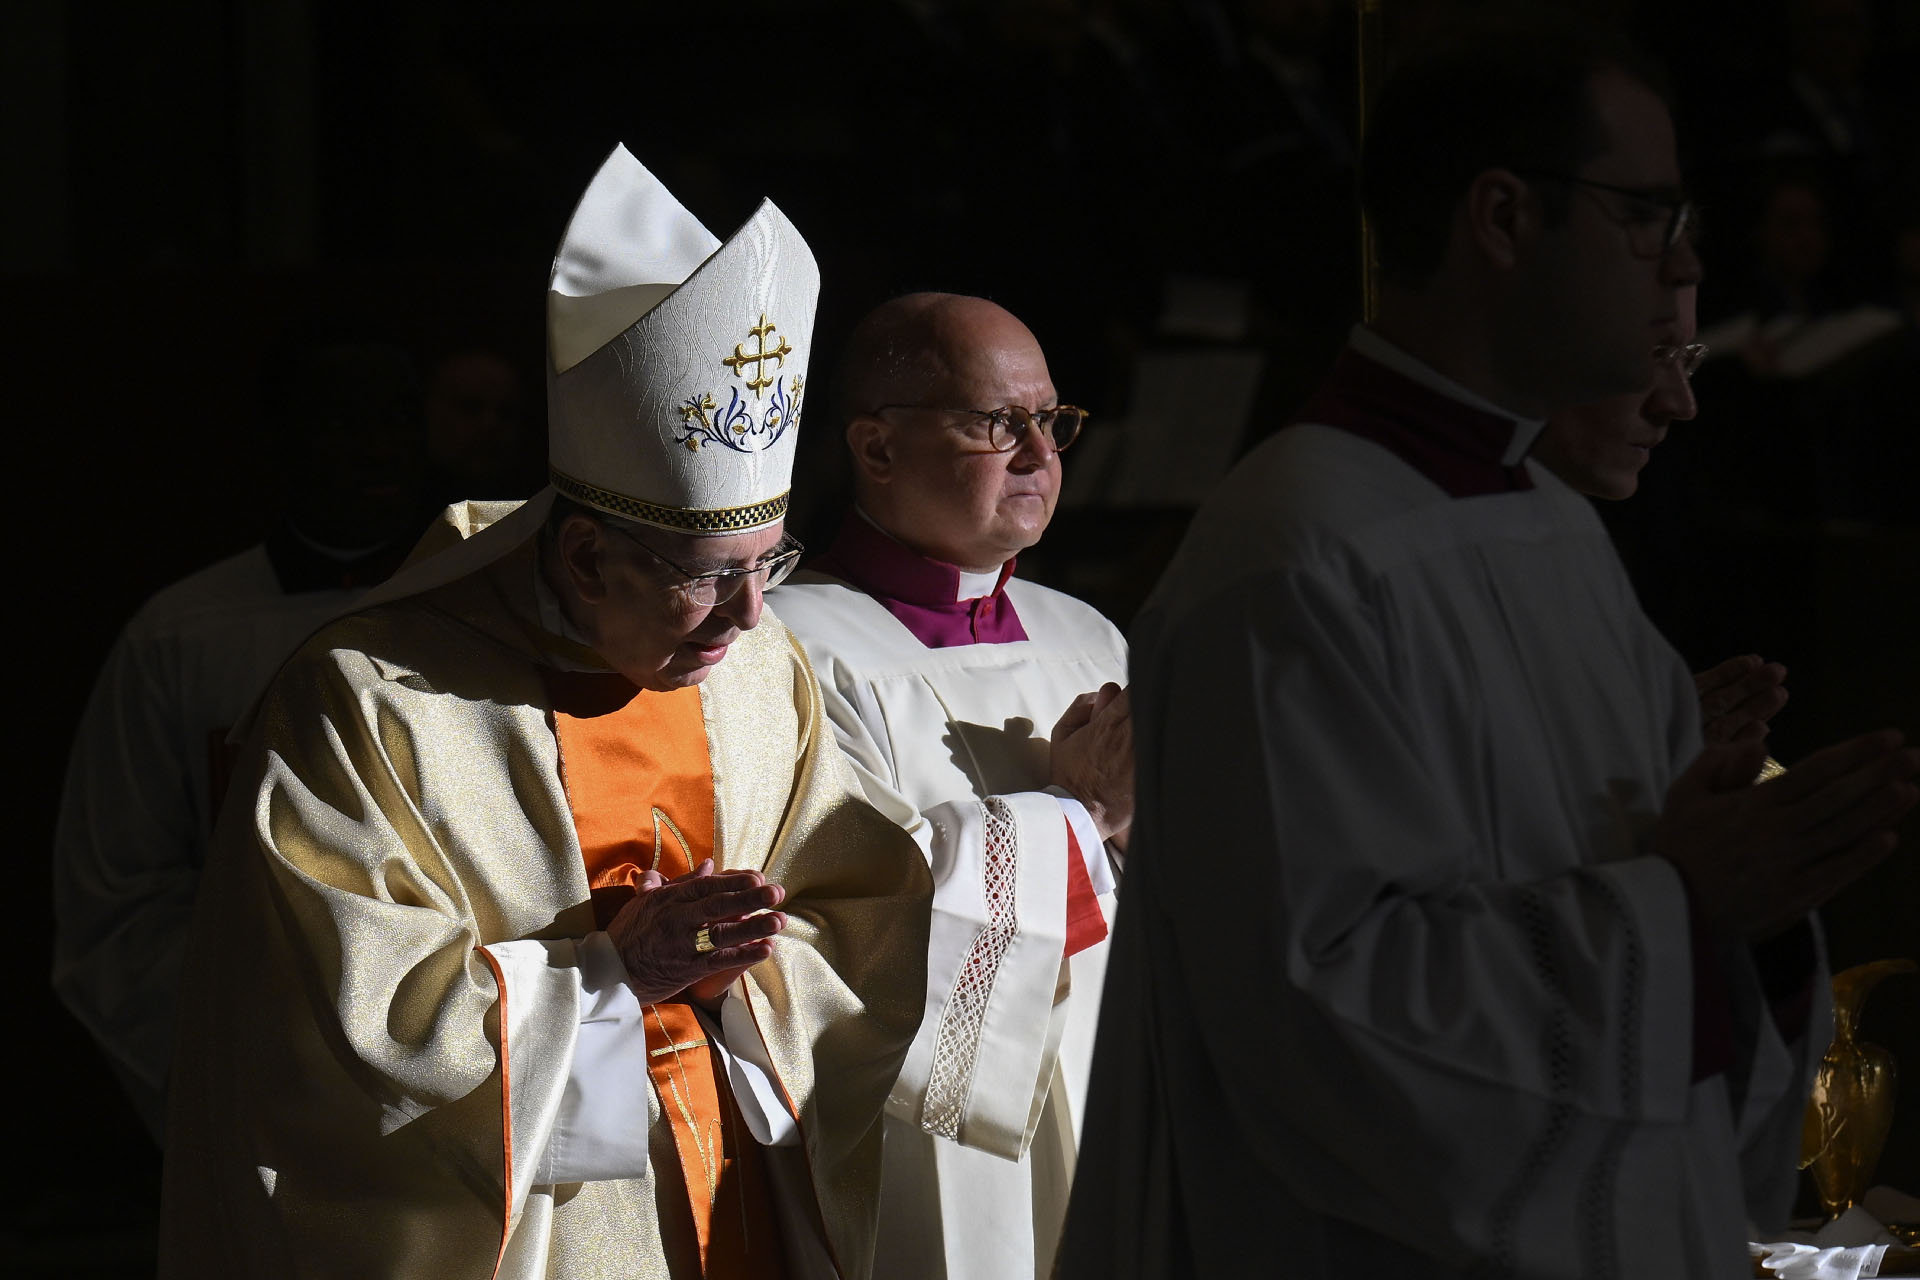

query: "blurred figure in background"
left=52, top=341, right=429, bottom=1139
left=1063, top=18, right=1915, bottom=1277
left=422, top=343, right=541, bottom=502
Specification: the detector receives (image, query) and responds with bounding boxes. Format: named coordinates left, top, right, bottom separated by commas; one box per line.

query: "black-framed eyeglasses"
left=1516, top=170, right=1696, bottom=258
left=604, top=523, right=804, bottom=608
left=872, top=403, right=1089, bottom=453
left=1653, top=341, right=1709, bottom=379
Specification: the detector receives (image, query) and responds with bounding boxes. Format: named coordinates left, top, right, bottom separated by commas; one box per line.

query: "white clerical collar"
left=1348, top=325, right=1546, bottom=465
left=853, top=506, right=1009, bottom=603
left=955, top=567, right=1002, bottom=602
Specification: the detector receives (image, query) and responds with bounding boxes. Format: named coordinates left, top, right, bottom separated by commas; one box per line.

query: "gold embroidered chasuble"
left=159, top=521, right=930, bottom=1280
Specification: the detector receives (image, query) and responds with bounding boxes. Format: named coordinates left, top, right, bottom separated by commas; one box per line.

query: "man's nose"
left=1010, top=415, right=1058, bottom=469
left=1660, top=234, right=1703, bottom=289
left=716, top=573, right=765, bottom=632
left=1647, top=362, right=1698, bottom=425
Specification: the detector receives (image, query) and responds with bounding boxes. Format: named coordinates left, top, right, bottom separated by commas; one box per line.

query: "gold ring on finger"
left=694, top=925, right=717, bottom=955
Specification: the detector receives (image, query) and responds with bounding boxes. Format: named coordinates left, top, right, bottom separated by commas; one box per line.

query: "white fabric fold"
left=1752, top=1242, right=1887, bottom=1279
left=700, top=989, right=801, bottom=1147
left=546, top=144, right=719, bottom=373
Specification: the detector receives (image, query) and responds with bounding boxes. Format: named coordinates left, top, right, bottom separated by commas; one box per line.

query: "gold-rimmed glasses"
left=604, top=524, right=804, bottom=608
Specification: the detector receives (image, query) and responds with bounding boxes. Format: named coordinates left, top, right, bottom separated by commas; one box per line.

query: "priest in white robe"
left=1062, top=24, right=1918, bottom=1280
left=159, top=147, right=931, bottom=1280
left=771, top=293, right=1132, bottom=1279
left=52, top=343, right=426, bottom=1138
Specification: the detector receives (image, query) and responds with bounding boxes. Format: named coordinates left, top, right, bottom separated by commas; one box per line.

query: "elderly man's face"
left=562, top=516, right=786, bottom=691
left=1538, top=286, right=1699, bottom=499
left=872, top=304, right=1063, bottom=571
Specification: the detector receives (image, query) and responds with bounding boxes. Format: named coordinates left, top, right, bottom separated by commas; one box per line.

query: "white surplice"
left=51, top=544, right=356, bottom=1136
left=772, top=570, right=1128, bottom=1280
left=1061, top=338, right=1826, bottom=1280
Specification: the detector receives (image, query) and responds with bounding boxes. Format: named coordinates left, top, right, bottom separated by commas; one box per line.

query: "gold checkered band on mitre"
left=550, top=468, right=790, bottom=533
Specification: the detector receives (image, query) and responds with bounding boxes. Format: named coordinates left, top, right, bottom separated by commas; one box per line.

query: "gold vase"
left=1800, top=958, right=1917, bottom=1218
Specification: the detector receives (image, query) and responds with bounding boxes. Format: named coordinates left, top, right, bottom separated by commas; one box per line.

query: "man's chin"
left=1596, top=467, right=1641, bottom=501
left=636, top=664, right=714, bottom=693
left=631, top=650, right=728, bottom=692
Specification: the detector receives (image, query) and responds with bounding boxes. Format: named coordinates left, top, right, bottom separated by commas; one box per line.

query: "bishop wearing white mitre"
left=159, top=146, right=930, bottom=1280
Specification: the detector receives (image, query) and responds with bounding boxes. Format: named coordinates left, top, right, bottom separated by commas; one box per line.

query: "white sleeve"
left=50, top=624, right=202, bottom=1141
left=483, top=932, right=654, bottom=1187
left=888, top=794, right=1076, bottom=1159
left=501, top=934, right=803, bottom=1188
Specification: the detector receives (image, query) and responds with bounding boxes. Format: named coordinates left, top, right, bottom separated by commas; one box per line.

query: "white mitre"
left=547, top=144, right=817, bottom=534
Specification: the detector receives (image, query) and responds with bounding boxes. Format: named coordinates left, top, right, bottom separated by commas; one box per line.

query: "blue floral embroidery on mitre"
left=674, top=375, right=804, bottom=454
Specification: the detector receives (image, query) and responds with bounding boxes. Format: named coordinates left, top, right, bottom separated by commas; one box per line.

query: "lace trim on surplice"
left=920, top=796, right=1020, bottom=1140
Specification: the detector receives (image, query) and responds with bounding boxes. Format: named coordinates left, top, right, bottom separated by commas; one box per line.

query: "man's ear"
left=556, top=514, right=613, bottom=605
left=846, top=414, right=895, bottom=486
left=1464, top=168, right=1533, bottom=272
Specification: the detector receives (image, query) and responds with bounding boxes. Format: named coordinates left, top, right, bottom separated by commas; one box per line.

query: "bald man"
left=770, top=293, right=1131, bottom=1280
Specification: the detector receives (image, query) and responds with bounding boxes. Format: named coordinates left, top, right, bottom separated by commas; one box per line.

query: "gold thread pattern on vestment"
left=651, top=807, right=691, bottom=874
left=649, top=1005, right=722, bottom=1210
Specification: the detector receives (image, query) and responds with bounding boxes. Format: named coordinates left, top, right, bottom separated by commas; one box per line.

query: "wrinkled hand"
left=1653, top=731, right=1919, bottom=944
left=607, top=860, right=787, bottom=1009
left=1050, top=682, right=1134, bottom=842
left=1694, top=654, right=1789, bottom=745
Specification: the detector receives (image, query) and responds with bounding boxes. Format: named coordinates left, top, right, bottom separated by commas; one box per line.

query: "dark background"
left=7, top=0, right=1917, bottom=1271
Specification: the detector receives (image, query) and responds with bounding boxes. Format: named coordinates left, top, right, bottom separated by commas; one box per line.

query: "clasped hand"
left=1050, top=681, right=1134, bottom=843
left=1693, top=653, right=1789, bottom=745
left=1654, top=730, right=1920, bottom=944
left=606, top=860, right=788, bottom=1009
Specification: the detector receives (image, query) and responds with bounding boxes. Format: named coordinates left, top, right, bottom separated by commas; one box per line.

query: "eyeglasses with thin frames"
left=871, top=403, right=1089, bottom=453
left=1516, top=170, right=1696, bottom=258
left=603, top=523, right=804, bottom=608
left=1652, top=342, right=1708, bottom=379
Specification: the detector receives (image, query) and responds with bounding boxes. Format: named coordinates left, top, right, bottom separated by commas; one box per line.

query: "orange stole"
left=544, top=670, right=788, bottom=1280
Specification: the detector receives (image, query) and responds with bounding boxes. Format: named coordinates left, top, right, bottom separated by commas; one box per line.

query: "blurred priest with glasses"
left=159, top=147, right=931, bottom=1279
left=1062, top=16, right=1916, bottom=1280
left=771, top=292, right=1131, bottom=1280
left=1537, top=282, right=1793, bottom=748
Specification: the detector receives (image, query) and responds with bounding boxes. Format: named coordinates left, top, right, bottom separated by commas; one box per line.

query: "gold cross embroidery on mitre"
left=722, top=314, right=792, bottom=394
